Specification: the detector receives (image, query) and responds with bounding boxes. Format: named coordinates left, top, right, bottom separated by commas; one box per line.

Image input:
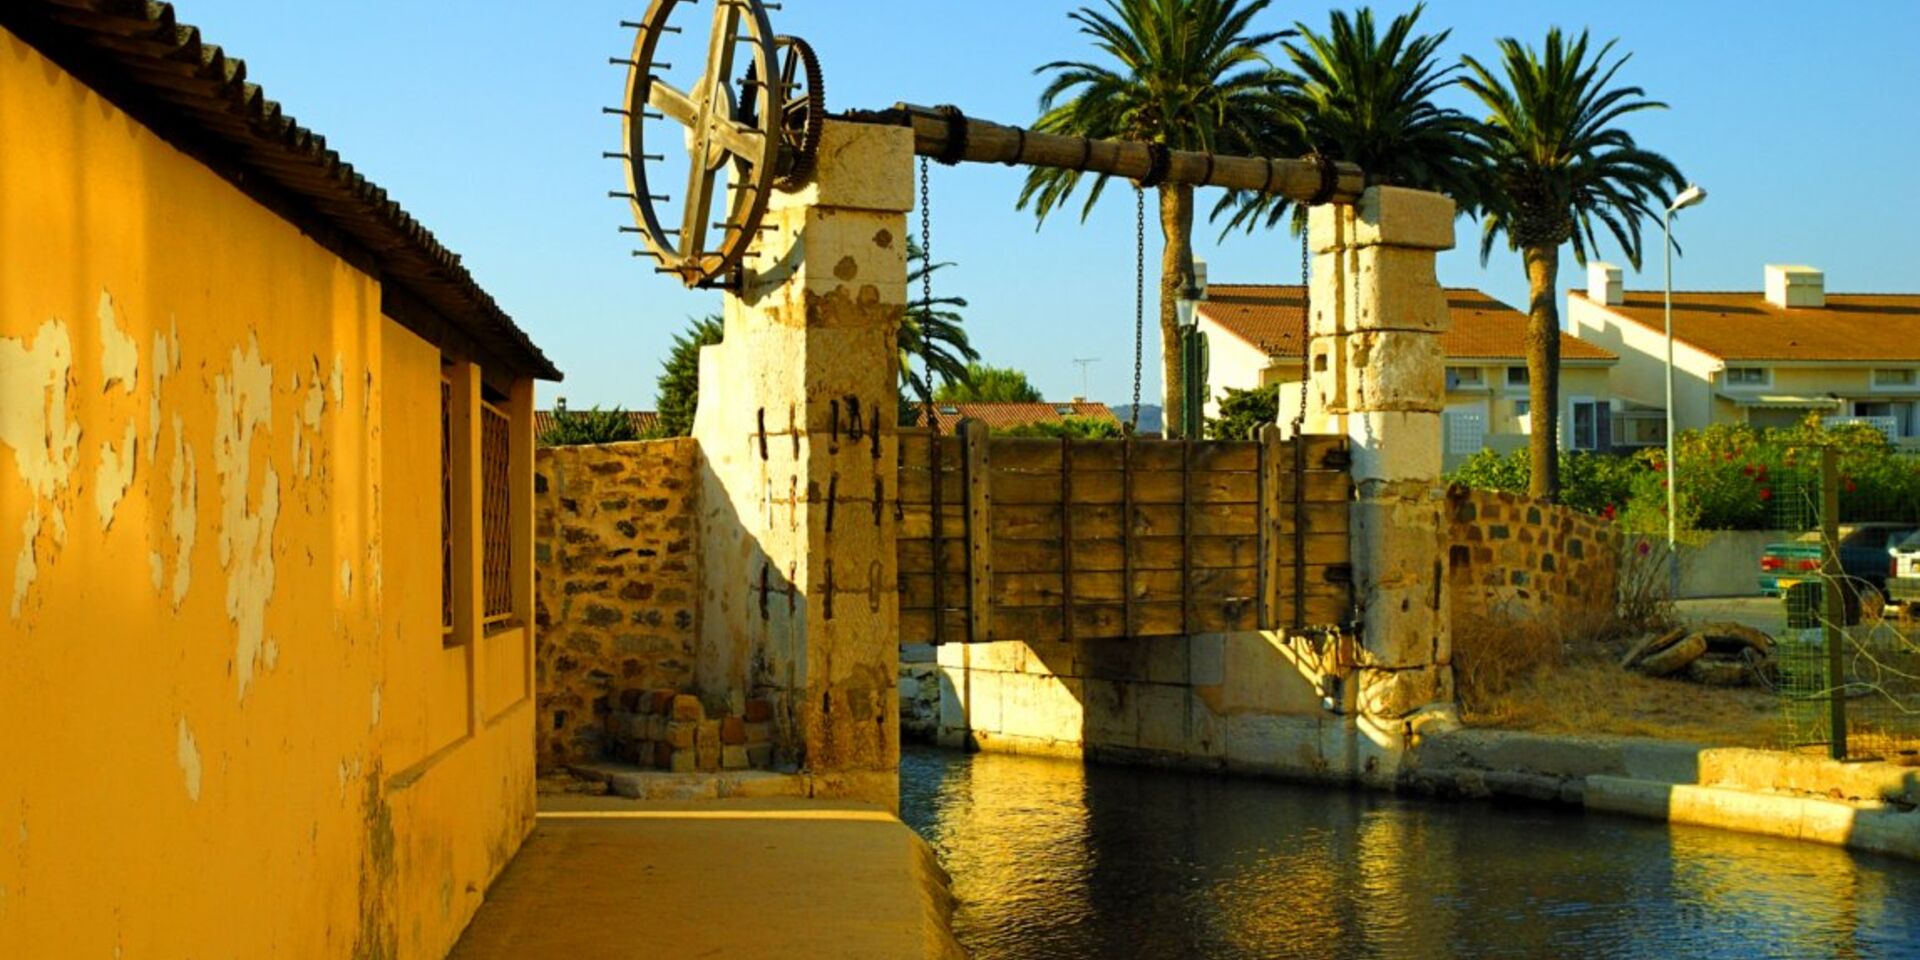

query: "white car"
left=1889, top=530, right=1920, bottom=613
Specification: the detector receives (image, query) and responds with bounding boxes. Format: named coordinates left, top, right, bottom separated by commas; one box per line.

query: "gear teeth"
left=772, top=35, right=825, bottom=192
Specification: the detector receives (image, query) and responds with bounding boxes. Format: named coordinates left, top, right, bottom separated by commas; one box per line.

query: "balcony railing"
left=1822, top=415, right=1901, bottom=442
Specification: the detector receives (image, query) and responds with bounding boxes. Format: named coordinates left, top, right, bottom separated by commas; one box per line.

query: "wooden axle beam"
left=847, top=103, right=1367, bottom=205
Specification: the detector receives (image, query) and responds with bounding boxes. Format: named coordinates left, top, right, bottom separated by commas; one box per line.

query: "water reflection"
left=901, top=747, right=1920, bottom=960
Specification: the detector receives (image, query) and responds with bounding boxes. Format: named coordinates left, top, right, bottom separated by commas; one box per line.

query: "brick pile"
left=604, top=690, right=776, bottom=773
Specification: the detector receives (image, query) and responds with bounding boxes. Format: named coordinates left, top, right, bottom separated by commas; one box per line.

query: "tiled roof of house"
left=535, top=410, right=659, bottom=442
left=910, top=402, right=1118, bottom=433
left=1, top=0, right=561, bottom=381
left=1571, top=290, right=1920, bottom=362
left=1199, top=284, right=1617, bottom=363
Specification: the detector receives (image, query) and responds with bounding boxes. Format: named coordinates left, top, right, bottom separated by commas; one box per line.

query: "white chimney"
left=1191, top=256, right=1209, bottom=300
left=1765, top=265, right=1824, bottom=309
left=1587, top=262, right=1624, bottom=306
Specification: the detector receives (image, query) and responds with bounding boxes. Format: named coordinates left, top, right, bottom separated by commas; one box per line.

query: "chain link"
left=1131, top=187, right=1145, bottom=435
left=1293, top=230, right=1310, bottom=435
left=920, top=156, right=938, bottom=436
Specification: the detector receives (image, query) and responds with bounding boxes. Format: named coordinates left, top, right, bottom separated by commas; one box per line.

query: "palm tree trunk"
left=1158, top=184, right=1195, bottom=438
left=1524, top=244, right=1562, bottom=501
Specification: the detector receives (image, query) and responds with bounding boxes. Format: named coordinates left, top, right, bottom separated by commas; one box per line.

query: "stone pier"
left=1301, top=186, right=1458, bottom=741
left=692, top=121, right=911, bottom=809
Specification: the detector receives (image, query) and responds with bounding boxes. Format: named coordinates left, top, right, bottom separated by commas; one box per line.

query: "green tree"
left=901, top=239, right=979, bottom=416
left=935, top=363, right=1044, bottom=404
left=1217, top=4, right=1482, bottom=233
left=998, top=417, right=1126, bottom=439
left=1461, top=30, right=1683, bottom=501
left=539, top=406, right=640, bottom=447
left=1206, top=383, right=1280, bottom=440
left=1021, top=0, right=1288, bottom=437
left=651, top=315, right=723, bottom=438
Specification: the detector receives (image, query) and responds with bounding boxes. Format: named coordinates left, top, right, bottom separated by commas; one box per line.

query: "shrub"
left=653, top=315, right=724, bottom=438
left=997, top=416, right=1124, bottom=439
left=1446, top=448, right=1642, bottom=517
left=1206, top=383, right=1280, bottom=441
left=1636, top=420, right=1920, bottom=529
left=540, top=406, right=640, bottom=446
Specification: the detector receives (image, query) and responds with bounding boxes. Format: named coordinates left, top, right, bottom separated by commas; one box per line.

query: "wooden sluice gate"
left=897, top=422, right=1355, bottom=646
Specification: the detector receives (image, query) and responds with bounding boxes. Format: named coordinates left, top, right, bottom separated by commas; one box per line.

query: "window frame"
left=1568, top=397, right=1601, bottom=451
left=1723, top=366, right=1772, bottom=389
left=1446, top=366, right=1486, bottom=390
left=1505, top=365, right=1530, bottom=388
left=1871, top=368, right=1917, bottom=391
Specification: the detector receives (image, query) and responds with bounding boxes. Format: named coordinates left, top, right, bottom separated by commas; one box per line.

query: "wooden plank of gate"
left=1180, top=441, right=1193, bottom=637
left=1061, top=437, right=1075, bottom=645
left=1259, top=425, right=1282, bottom=629
left=1122, top=436, right=1135, bottom=638
left=962, top=420, right=993, bottom=644
left=928, top=430, right=947, bottom=647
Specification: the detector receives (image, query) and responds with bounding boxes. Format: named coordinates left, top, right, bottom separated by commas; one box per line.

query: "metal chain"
left=920, top=156, right=938, bottom=435
left=1131, top=187, right=1145, bottom=435
left=1293, top=230, right=1310, bottom=434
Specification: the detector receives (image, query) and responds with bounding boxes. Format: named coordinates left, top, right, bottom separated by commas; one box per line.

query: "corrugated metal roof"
left=1199, top=284, right=1617, bottom=364
left=2, top=0, right=561, bottom=381
left=1573, top=289, right=1920, bottom=363
left=909, top=401, right=1119, bottom=433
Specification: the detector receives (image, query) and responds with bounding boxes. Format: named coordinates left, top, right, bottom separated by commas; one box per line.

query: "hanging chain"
left=920, top=156, right=938, bottom=436
left=1293, top=230, right=1310, bottom=434
left=1131, top=187, right=1145, bottom=435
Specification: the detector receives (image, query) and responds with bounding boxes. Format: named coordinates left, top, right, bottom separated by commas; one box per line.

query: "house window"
left=1446, top=366, right=1485, bottom=389
left=1506, top=366, right=1530, bottom=387
left=480, top=399, right=515, bottom=626
left=1570, top=399, right=1601, bottom=451
left=1513, top=398, right=1532, bottom=435
left=441, top=375, right=455, bottom=641
left=1724, top=366, right=1770, bottom=387
left=1446, top=409, right=1486, bottom=455
left=1873, top=368, right=1917, bottom=389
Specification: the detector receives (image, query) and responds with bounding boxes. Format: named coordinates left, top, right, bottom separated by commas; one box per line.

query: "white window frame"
left=1505, top=365, right=1530, bottom=389
left=1871, top=368, right=1918, bottom=391
left=1512, top=398, right=1532, bottom=435
left=1568, top=397, right=1601, bottom=451
left=1446, top=366, right=1486, bottom=390
left=1722, top=366, right=1772, bottom=390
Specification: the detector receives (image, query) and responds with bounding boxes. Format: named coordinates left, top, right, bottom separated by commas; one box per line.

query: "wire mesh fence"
left=1765, top=445, right=1920, bottom=762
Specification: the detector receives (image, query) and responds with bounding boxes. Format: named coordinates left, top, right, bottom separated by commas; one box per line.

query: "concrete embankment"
left=1405, top=729, right=1920, bottom=862
left=451, top=796, right=964, bottom=960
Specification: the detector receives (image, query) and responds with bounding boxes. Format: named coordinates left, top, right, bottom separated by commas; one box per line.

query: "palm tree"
left=1020, top=0, right=1287, bottom=437
left=1461, top=29, right=1683, bottom=501
left=1215, top=4, right=1482, bottom=234
left=900, top=239, right=979, bottom=424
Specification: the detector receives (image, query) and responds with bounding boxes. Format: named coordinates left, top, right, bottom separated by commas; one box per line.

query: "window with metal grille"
left=480, top=400, right=514, bottom=625
left=441, top=376, right=455, bottom=640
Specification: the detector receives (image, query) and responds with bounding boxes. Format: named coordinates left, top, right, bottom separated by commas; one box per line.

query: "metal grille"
left=441, top=376, right=455, bottom=638
left=481, top=400, right=514, bottom=624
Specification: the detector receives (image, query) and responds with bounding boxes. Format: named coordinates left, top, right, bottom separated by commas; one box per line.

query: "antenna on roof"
left=1072, top=358, right=1101, bottom=399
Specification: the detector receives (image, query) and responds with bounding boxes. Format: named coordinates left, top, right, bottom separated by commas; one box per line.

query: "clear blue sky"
left=176, top=0, right=1920, bottom=410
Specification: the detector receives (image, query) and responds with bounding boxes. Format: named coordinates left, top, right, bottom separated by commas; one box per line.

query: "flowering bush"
left=1445, top=448, right=1643, bottom=517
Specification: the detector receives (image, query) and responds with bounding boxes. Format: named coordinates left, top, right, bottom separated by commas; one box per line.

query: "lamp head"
left=1669, top=184, right=1708, bottom=213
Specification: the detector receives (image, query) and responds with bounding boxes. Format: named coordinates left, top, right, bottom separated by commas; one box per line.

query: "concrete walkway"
left=451, top=797, right=964, bottom=960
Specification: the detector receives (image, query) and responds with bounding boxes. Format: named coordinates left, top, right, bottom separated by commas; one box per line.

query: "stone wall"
left=1444, top=486, right=1618, bottom=628
left=534, top=439, right=701, bottom=771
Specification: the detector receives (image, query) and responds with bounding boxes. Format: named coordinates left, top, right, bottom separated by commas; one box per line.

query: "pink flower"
left=1760, top=488, right=1774, bottom=501
left=1638, top=541, right=1653, bottom=556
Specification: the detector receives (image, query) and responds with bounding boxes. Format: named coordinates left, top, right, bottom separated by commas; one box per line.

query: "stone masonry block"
left=669, top=747, right=696, bottom=774
left=722, top=745, right=751, bottom=770
left=671, top=695, right=704, bottom=722
left=721, top=716, right=747, bottom=745
left=1358, top=665, right=1449, bottom=720
left=666, top=721, right=696, bottom=749
left=744, top=699, right=775, bottom=723
left=1353, top=248, right=1450, bottom=333
left=745, top=743, right=774, bottom=768
left=1351, top=187, right=1456, bottom=251
left=779, top=121, right=915, bottom=214
left=1351, top=498, right=1445, bottom=591
left=744, top=721, right=772, bottom=744
left=1357, top=585, right=1446, bottom=670
left=1348, top=411, right=1442, bottom=484
left=1346, top=330, right=1444, bottom=412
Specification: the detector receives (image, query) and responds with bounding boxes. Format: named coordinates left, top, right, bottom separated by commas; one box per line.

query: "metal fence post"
left=1821, top=445, right=1848, bottom=760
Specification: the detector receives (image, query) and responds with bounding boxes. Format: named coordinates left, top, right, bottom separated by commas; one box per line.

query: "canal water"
left=901, top=746, right=1920, bottom=960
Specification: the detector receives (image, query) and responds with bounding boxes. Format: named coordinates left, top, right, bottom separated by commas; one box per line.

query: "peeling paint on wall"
left=94, top=423, right=137, bottom=533
left=295, top=357, right=327, bottom=481
left=147, top=319, right=179, bottom=457
left=213, top=334, right=279, bottom=700
left=370, top=684, right=382, bottom=728
left=168, top=416, right=198, bottom=609
left=340, top=559, right=354, bottom=598
left=329, top=357, right=345, bottom=408
left=176, top=718, right=202, bottom=802
left=1, top=318, right=80, bottom=618
left=97, top=291, right=137, bottom=396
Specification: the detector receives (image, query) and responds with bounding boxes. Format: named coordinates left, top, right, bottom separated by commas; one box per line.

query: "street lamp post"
left=1664, top=184, right=1708, bottom=599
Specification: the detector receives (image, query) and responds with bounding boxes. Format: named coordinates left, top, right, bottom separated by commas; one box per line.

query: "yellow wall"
left=0, top=29, right=532, bottom=958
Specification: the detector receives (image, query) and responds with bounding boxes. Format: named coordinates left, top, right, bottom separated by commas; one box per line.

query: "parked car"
left=1760, top=524, right=1918, bottom=622
left=1889, top=530, right=1920, bottom=613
